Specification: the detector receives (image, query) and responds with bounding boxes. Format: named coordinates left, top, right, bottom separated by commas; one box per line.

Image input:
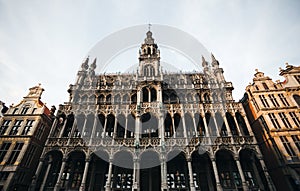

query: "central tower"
left=138, top=30, right=161, bottom=77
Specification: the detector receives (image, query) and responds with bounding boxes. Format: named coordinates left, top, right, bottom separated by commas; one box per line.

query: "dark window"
left=0, top=142, right=11, bottom=162
left=291, top=135, right=300, bottom=152
left=35, top=125, right=45, bottom=139
left=21, top=120, right=34, bottom=135
left=0, top=120, right=11, bottom=135
left=262, top=82, right=269, bottom=90
left=279, top=94, right=289, bottom=106
left=289, top=112, right=300, bottom=127
left=280, top=136, right=296, bottom=157
left=24, top=145, right=36, bottom=167
left=268, top=113, right=281, bottom=129
left=9, top=120, right=23, bottom=135
left=6, top=142, right=24, bottom=165
left=21, top=107, right=29, bottom=115
left=268, top=94, right=280, bottom=107
left=279, top=112, right=292, bottom=128
left=0, top=172, right=9, bottom=181
left=259, top=95, right=269, bottom=107
left=252, top=98, right=260, bottom=111
left=294, top=75, right=300, bottom=84
left=293, top=95, right=300, bottom=106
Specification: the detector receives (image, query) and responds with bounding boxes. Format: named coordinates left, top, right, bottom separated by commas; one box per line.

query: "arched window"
left=150, top=87, right=157, bottom=102
left=106, top=114, right=115, bottom=137
left=206, top=113, right=217, bottom=136
left=114, top=94, right=121, bottom=104
left=195, top=113, right=205, bottom=136
left=106, top=94, right=111, bottom=104
left=142, top=87, right=149, bottom=102
left=98, top=94, right=105, bottom=104
left=226, top=112, right=238, bottom=136
left=131, top=93, right=137, bottom=104
left=164, top=113, right=173, bottom=137
left=123, top=94, right=129, bottom=103
left=215, top=112, right=227, bottom=136
left=236, top=112, right=249, bottom=136
left=204, top=93, right=210, bottom=103
left=163, top=92, right=169, bottom=104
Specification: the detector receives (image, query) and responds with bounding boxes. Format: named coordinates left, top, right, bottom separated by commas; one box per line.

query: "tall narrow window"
left=280, top=136, right=296, bottom=157
left=0, top=120, right=11, bottom=135
left=289, top=112, right=300, bottom=127
left=7, top=142, right=24, bottom=165
left=35, top=125, right=45, bottom=139
left=21, top=120, right=34, bottom=135
left=268, top=94, right=280, bottom=107
left=278, top=112, right=292, bottom=128
left=24, top=145, right=36, bottom=167
left=259, top=116, right=269, bottom=131
left=9, top=120, right=23, bottom=135
left=268, top=113, right=281, bottom=129
left=21, top=107, right=29, bottom=115
left=252, top=98, right=260, bottom=111
left=262, top=82, right=269, bottom=90
left=0, top=142, right=11, bottom=162
left=291, top=135, right=300, bottom=152
left=259, top=95, right=269, bottom=107
left=278, top=94, right=289, bottom=106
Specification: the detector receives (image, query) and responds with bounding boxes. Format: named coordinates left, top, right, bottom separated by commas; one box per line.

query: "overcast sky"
left=1, top=0, right=300, bottom=107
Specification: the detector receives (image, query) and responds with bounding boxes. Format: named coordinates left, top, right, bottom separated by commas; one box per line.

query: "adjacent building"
left=242, top=64, right=300, bottom=191
left=30, top=31, right=275, bottom=191
left=0, top=84, right=55, bottom=190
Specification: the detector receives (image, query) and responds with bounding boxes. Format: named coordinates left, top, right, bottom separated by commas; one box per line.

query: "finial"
left=148, top=23, right=152, bottom=31
left=202, top=55, right=206, bottom=62
left=211, top=53, right=216, bottom=61
left=38, top=83, right=41, bottom=87
left=285, top=62, right=289, bottom=66
left=255, top=69, right=259, bottom=73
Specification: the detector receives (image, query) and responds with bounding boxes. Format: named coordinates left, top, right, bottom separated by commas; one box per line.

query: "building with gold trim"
left=242, top=64, right=300, bottom=191
left=0, top=85, right=54, bottom=190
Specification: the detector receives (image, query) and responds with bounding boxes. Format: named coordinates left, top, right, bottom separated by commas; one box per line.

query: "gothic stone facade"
left=0, top=85, right=54, bottom=190
left=31, top=31, right=275, bottom=191
left=242, top=64, right=300, bottom=191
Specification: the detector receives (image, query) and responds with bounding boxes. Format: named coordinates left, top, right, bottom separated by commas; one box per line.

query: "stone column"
left=211, top=158, right=222, bottom=191
left=192, top=114, right=198, bottom=137
left=89, top=114, right=98, bottom=145
left=105, top=158, right=113, bottom=191
left=160, top=155, right=168, bottom=191
left=242, top=113, right=254, bottom=136
left=40, top=155, right=53, bottom=191
left=187, top=157, right=196, bottom=191
left=81, top=115, right=88, bottom=136
left=132, top=157, right=140, bottom=191
left=30, top=158, right=45, bottom=191
left=58, top=118, right=68, bottom=138
left=235, top=157, right=248, bottom=190
left=54, top=157, right=67, bottom=191
left=202, top=114, right=210, bottom=137
left=79, top=157, right=90, bottom=191
left=222, top=114, right=232, bottom=136
left=258, top=155, right=275, bottom=190
left=124, top=115, right=128, bottom=138
left=233, top=115, right=243, bottom=136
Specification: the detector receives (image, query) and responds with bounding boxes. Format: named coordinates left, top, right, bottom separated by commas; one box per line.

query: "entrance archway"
left=140, top=151, right=161, bottom=191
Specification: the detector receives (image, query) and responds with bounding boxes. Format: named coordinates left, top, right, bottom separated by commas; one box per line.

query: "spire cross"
left=148, top=23, right=152, bottom=31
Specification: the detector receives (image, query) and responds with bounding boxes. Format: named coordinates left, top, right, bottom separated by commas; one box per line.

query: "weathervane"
left=148, top=23, right=152, bottom=31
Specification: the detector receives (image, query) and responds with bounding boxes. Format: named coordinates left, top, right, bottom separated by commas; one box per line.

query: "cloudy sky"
left=0, top=0, right=299, bottom=107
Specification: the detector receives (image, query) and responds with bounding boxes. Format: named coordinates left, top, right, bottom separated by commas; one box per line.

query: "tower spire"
left=148, top=23, right=152, bottom=31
